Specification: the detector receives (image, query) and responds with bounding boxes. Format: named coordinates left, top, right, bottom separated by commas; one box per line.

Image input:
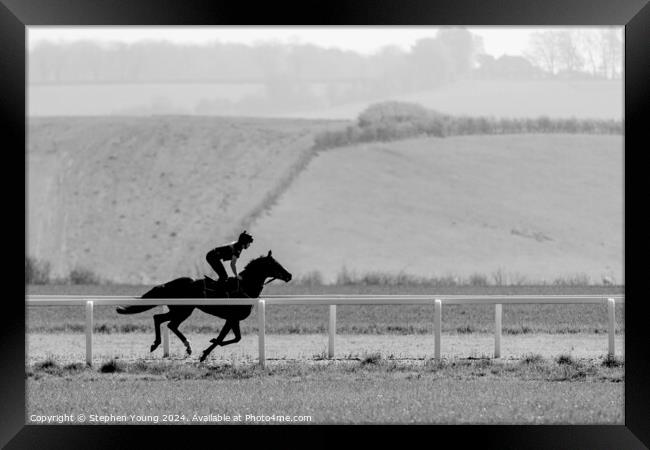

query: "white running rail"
left=26, top=294, right=624, bottom=367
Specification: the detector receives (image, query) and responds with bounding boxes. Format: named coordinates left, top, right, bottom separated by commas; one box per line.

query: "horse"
left=116, top=250, right=292, bottom=362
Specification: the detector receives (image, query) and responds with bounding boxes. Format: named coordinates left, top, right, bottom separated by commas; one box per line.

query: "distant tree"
left=525, top=28, right=621, bottom=79
left=30, top=41, right=65, bottom=82
left=287, top=43, right=319, bottom=81
left=556, top=30, right=584, bottom=73
left=599, top=28, right=622, bottom=79
left=407, top=29, right=480, bottom=90
left=576, top=30, right=601, bottom=77
left=435, top=28, right=480, bottom=75
left=526, top=31, right=562, bottom=75
left=409, top=38, right=452, bottom=89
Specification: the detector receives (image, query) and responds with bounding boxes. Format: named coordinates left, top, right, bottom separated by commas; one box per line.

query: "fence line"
left=26, top=295, right=624, bottom=367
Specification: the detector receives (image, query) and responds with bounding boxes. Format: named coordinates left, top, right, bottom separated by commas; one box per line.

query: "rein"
left=264, top=277, right=277, bottom=285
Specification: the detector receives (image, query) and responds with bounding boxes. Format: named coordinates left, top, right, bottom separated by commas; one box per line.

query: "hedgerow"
left=313, top=101, right=622, bottom=150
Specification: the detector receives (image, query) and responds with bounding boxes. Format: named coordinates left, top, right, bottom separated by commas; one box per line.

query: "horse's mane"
left=241, top=255, right=269, bottom=274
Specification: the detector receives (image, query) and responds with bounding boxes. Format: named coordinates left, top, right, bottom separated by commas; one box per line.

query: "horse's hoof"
left=150, top=342, right=160, bottom=352
left=186, top=347, right=192, bottom=356
left=199, top=353, right=207, bottom=363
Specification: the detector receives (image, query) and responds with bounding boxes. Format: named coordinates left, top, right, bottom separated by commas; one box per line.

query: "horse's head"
left=260, top=250, right=292, bottom=283
left=241, top=250, right=292, bottom=285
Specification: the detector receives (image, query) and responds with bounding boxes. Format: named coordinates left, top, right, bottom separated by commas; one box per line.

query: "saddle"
left=202, top=275, right=240, bottom=297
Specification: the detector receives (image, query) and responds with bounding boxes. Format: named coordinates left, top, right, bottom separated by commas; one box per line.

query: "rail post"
left=434, top=299, right=442, bottom=359
left=258, top=299, right=266, bottom=368
left=607, top=298, right=616, bottom=357
left=494, top=304, right=502, bottom=358
left=162, top=305, right=170, bottom=357
left=85, top=300, right=93, bottom=366
left=329, top=305, right=336, bottom=358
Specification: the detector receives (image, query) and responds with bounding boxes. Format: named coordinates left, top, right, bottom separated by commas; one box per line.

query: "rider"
left=206, top=230, right=254, bottom=285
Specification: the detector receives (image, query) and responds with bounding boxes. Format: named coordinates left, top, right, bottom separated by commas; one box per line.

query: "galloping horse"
left=116, top=251, right=291, bottom=362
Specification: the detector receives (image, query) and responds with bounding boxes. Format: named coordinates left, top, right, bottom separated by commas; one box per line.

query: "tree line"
left=525, top=29, right=622, bottom=79
left=30, top=28, right=621, bottom=88
left=29, top=29, right=479, bottom=91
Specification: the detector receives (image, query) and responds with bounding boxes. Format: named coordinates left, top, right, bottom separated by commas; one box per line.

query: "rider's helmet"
left=237, top=230, right=254, bottom=245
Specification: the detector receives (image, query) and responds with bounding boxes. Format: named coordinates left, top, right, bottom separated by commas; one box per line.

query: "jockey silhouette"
left=206, top=231, right=254, bottom=284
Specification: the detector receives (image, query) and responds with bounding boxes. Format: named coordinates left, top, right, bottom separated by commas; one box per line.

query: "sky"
left=27, top=26, right=553, bottom=58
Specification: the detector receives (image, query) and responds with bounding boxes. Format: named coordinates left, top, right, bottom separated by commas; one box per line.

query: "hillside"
left=249, top=134, right=623, bottom=284
left=27, top=117, right=623, bottom=286
left=27, top=116, right=343, bottom=283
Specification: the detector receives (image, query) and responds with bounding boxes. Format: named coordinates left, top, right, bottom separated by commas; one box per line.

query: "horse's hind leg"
left=159, top=307, right=194, bottom=356
left=151, top=312, right=171, bottom=352
left=199, top=322, right=232, bottom=363
left=168, top=319, right=192, bottom=356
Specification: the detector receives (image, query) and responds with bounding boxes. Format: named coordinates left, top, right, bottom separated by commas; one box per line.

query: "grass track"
left=27, top=357, right=623, bottom=424
left=27, top=333, right=625, bottom=365
left=27, top=282, right=625, bottom=425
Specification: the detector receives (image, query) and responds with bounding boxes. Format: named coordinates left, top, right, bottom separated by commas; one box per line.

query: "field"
left=27, top=283, right=624, bottom=424
left=27, top=116, right=343, bottom=283
left=28, top=117, right=622, bottom=286
left=252, top=134, right=623, bottom=283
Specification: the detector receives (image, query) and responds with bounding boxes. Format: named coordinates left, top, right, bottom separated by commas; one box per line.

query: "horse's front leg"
left=216, top=321, right=241, bottom=347
left=199, top=322, right=232, bottom=363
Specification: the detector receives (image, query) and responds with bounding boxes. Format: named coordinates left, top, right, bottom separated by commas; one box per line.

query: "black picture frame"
left=4, top=0, right=648, bottom=447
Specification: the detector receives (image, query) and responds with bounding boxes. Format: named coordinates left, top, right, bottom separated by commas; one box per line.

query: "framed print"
left=3, top=0, right=649, bottom=447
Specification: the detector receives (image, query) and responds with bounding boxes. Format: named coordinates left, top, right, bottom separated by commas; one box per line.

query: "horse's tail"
left=116, top=304, right=157, bottom=315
